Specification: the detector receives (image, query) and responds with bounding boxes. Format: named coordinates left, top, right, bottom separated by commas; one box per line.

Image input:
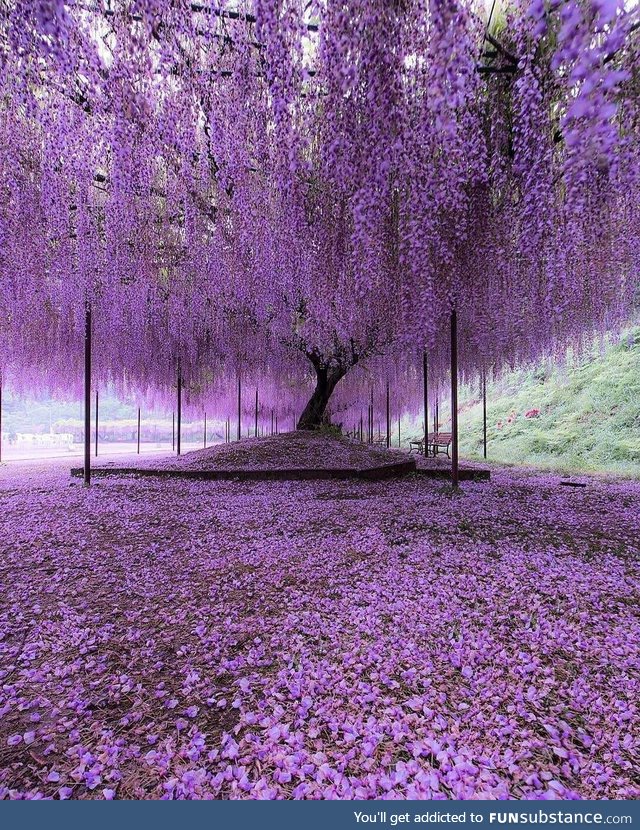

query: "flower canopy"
left=0, top=0, right=638, bottom=414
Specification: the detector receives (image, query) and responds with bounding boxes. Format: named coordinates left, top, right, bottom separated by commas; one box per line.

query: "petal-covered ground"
left=0, top=450, right=638, bottom=800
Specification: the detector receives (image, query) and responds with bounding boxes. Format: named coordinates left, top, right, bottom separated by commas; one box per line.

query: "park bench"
left=428, top=432, right=452, bottom=458
left=409, top=432, right=453, bottom=458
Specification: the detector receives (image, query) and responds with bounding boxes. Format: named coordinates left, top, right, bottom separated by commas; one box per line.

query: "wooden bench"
left=409, top=432, right=453, bottom=458
left=428, top=432, right=452, bottom=458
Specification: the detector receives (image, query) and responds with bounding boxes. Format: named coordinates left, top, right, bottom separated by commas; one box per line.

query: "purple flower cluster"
left=0, top=1, right=637, bottom=425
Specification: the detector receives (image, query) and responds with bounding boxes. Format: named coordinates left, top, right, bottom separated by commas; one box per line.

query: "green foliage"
left=459, top=328, right=640, bottom=477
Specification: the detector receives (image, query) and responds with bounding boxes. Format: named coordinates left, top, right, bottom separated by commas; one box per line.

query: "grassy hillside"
left=458, top=328, right=640, bottom=476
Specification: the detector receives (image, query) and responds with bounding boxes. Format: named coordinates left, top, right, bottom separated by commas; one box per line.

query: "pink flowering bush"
left=0, top=458, right=638, bottom=800
left=525, top=409, right=541, bottom=419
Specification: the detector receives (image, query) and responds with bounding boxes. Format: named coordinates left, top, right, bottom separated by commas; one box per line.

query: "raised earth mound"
left=146, top=430, right=407, bottom=471
left=71, top=431, right=490, bottom=481
left=72, top=431, right=414, bottom=481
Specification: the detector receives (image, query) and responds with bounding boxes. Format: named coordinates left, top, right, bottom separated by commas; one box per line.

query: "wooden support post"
left=398, top=417, right=401, bottom=448
left=137, top=407, right=141, bottom=454
left=384, top=382, right=390, bottom=448
left=84, top=302, right=91, bottom=486
left=237, top=372, right=241, bottom=441
left=254, top=388, right=258, bottom=437
left=423, top=349, right=429, bottom=457
left=275, top=414, right=278, bottom=434
left=95, top=391, right=99, bottom=457
left=450, top=308, right=459, bottom=488
left=482, top=370, right=488, bottom=460
left=271, top=408, right=274, bottom=436
left=172, top=412, right=175, bottom=451
left=204, top=412, right=207, bottom=448
left=359, top=412, right=363, bottom=442
left=177, top=368, right=182, bottom=456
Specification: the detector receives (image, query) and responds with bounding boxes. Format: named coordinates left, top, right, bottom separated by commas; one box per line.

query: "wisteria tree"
left=0, top=0, right=638, bottom=427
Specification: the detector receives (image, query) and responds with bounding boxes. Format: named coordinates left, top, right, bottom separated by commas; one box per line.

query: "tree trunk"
left=297, top=363, right=346, bottom=430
